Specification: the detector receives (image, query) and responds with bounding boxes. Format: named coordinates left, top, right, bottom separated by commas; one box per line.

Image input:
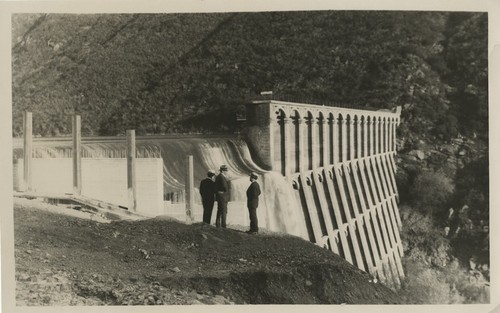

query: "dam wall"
left=245, top=100, right=403, bottom=288
left=14, top=101, right=403, bottom=288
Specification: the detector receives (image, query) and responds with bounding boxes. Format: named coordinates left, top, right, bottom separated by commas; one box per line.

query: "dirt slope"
left=14, top=198, right=400, bottom=305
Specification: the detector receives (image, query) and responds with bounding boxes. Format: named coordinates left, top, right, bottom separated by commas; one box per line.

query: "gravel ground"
left=14, top=197, right=400, bottom=305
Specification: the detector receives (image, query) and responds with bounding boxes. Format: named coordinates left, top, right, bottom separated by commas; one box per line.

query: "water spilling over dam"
left=13, top=99, right=403, bottom=289
left=13, top=135, right=309, bottom=239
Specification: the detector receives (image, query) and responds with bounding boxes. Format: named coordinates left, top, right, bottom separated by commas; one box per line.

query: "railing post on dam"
left=126, top=129, right=137, bottom=212
left=72, top=114, right=82, bottom=196
left=243, top=100, right=403, bottom=288
left=23, top=111, right=32, bottom=192
left=185, top=155, right=195, bottom=224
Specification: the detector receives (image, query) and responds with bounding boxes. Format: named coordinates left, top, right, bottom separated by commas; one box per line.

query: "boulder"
left=408, top=150, right=425, bottom=160
left=396, top=139, right=405, bottom=151
left=441, top=144, right=456, bottom=155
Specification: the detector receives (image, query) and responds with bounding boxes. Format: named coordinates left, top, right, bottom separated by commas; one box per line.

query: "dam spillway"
left=12, top=135, right=309, bottom=238
left=13, top=100, right=404, bottom=288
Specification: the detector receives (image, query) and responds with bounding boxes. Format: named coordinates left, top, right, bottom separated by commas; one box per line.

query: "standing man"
left=215, top=165, right=230, bottom=228
left=199, top=170, right=216, bottom=225
left=246, top=172, right=261, bottom=234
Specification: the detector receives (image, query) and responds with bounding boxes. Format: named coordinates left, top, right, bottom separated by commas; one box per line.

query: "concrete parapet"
left=245, top=100, right=401, bottom=174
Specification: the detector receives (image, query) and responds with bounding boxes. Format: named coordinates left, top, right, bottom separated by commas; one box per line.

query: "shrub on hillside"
left=400, top=252, right=489, bottom=304
left=399, top=205, right=450, bottom=267
left=442, top=259, right=490, bottom=304
left=394, top=161, right=422, bottom=204
left=399, top=258, right=462, bottom=304
left=409, top=170, right=454, bottom=216
left=433, top=114, right=459, bottom=140
left=453, top=156, right=489, bottom=223
left=399, top=205, right=489, bottom=304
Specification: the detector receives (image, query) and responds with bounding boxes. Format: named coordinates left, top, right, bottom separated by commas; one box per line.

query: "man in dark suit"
left=199, top=170, right=216, bottom=224
left=215, top=165, right=230, bottom=228
left=246, top=172, right=261, bottom=234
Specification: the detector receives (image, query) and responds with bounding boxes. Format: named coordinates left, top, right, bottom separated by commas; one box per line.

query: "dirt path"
left=14, top=197, right=400, bottom=305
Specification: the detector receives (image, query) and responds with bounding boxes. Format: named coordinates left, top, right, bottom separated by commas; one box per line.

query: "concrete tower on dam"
left=244, top=100, right=404, bottom=288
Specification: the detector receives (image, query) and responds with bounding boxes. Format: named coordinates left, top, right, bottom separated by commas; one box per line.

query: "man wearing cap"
left=215, top=165, right=230, bottom=228
left=246, top=172, right=261, bottom=234
left=199, top=170, right=216, bottom=224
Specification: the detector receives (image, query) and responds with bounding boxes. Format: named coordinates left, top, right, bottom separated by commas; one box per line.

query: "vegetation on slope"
left=12, top=11, right=487, bottom=141
left=12, top=13, right=230, bottom=135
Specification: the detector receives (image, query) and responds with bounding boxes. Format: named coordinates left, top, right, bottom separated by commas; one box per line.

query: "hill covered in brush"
left=12, top=11, right=487, bottom=143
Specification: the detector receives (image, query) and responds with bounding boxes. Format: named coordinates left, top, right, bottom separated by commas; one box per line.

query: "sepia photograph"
left=1, top=0, right=497, bottom=312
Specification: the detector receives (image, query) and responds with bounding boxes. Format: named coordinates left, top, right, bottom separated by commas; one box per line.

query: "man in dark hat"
left=215, top=165, right=230, bottom=228
left=246, top=172, right=261, bottom=234
left=199, top=170, right=216, bottom=224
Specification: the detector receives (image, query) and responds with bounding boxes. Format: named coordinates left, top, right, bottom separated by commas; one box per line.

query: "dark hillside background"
left=12, top=11, right=487, bottom=141
left=11, top=11, right=489, bottom=303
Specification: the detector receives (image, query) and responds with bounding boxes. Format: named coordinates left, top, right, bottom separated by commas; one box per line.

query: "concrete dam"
left=244, top=100, right=403, bottom=288
left=13, top=100, right=403, bottom=288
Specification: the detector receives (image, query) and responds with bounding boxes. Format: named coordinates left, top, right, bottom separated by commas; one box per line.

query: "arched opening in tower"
left=328, top=113, right=335, bottom=165
left=307, top=111, right=314, bottom=171
left=318, top=113, right=325, bottom=167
